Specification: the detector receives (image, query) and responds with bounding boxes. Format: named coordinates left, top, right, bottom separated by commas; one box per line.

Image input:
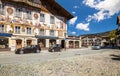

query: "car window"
left=27, top=45, right=31, bottom=48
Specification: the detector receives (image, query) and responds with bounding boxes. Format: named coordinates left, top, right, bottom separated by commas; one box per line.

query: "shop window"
left=40, top=13, right=45, bottom=22
left=50, top=16, right=55, bottom=24
left=40, top=29, right=44, bottom=36
left=0, top=38, right=8, bottom=49
left=15, top=26, right=21, bottom=34
left=50, top=30, right=54, bottom=36
left=0, top=4, right=4, bottom=15
left=26, top=27, right=31, bottom=34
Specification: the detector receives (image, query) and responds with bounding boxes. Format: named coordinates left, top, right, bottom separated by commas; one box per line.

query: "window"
left=26, top=27, right=31, bottom=34
left=40, top=29, right=44, bottom=36
left=0, top=24, right=4, bottom=32
left=16, top=8, right=22, bottom=17
left=0, top=4, right=4, bottom=15
left=15, top=26, right=20, bottom=34
left=40, top=13, right=45, bottom=22
left=50, top=30, right=54, bottom=36
left=50, top=16, right=55, bottom=24
left=26, top=10, right=31, bottom=19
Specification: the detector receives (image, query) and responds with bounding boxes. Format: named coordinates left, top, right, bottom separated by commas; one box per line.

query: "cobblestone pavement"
left=0, top=48, right=120, bottom=76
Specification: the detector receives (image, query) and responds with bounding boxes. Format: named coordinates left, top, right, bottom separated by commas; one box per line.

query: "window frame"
left=50, top=16, right=55, bottom=24
left=50, top=30, right=54, bottom=36
left=40, top=29, right=44, bottom=36
left=26, top=27, right=31, bottom=34
left=40, top=13, right=45, bottom=22
left=15, top=26, right=21, bottom=34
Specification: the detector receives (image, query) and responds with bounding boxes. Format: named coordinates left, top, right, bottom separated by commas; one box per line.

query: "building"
left=66, top=36, right=81, bottom=49
left=0, top=0, right=73, bottom=51
left=81, top=33, right=110, bottom=47
left=116, top=15, right=120, bottom=48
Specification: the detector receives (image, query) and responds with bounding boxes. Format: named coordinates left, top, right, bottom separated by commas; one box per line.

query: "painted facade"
left=0, top=0, right=73, bottom=51
left=81, top=35, right=109, bottom=47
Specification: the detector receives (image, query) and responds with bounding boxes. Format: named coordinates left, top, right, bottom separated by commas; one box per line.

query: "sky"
left=56, top=0, right=120, bottom=36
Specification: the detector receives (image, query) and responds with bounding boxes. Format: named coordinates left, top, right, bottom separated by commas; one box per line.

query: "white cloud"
left=76, top=23, right=89, bottom=31
left=72, top=11, right=76, bottom=14
left=73, top=6, right=80, bottom=8
left=71, top=32, right=76, bottom=35
left=83, top=0, right=120, bottom=22
left=69, top=16, right=78, bottom=25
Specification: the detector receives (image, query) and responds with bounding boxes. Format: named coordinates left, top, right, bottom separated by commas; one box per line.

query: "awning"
left=0, top=33, right=12, bottom=37
left=35, top=35, right=58, bottom=39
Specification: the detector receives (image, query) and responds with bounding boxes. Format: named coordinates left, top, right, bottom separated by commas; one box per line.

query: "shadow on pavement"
left=110, top=54, right=120, bottom=61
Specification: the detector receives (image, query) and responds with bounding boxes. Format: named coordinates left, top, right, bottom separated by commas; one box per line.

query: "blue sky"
left=56, top=0, right=120, bottom=36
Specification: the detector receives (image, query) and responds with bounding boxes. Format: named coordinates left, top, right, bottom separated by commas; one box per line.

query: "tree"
left=108, top=30, right=117, bottom=48
left=109, top=30, right=117, bottom=40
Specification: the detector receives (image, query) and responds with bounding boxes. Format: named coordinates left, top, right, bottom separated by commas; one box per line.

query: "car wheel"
left=19, top=50, right=24, bottom=54
left=36, top=49, right=40, bottom=53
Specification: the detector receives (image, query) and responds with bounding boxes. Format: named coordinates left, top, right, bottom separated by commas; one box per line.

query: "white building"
left=0, top=0, right=73, bottom=51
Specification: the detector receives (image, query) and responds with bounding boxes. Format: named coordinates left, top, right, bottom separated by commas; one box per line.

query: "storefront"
left=10, top=35, right=37, bottom=51
left=35, top=35, right=59, bottom=49
left=0, top=33, right=12, bottom=51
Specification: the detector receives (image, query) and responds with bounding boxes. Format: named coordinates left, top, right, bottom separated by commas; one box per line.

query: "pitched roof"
left=40, top=0, right=74, bottom=20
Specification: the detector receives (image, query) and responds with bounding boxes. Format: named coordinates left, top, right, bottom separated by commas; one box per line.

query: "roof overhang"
left=40, top=0, right=74, bottom=20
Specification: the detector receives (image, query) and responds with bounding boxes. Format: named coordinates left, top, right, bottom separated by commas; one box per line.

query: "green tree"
left=109, top=30, right=117, bottom=40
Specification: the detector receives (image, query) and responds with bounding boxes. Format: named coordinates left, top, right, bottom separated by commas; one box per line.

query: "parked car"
left=48, top=44, right=61, bottom=52
left=92, top=44, right=101, bottom=50
left=15, top=45, right=41, bottom=54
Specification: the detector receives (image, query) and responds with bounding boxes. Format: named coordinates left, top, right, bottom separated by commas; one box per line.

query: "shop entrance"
left=16, top=39, right=22, bottom=48
left=0, top=38, right=9, bottom=50
left=26, top=40, right=32, bottom=46
left=75, top=41, right=79, bottom=48
left=49, top=39, right=56, bottom=47
left=69, top=41, right=74, bottom=48
left=38, top=39, right=45, bottom=48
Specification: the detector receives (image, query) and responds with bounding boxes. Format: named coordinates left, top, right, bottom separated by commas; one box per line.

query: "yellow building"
left=0, top=0, right=73, bottom=51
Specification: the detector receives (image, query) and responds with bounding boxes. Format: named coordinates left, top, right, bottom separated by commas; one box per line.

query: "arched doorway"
left=16, top=39, right=22, bottom=48
left=61, top=40, right=65, bottom=48
left=26, top=40, right=32, bottom=46
left=38, top=39, right=45, bottom=48
left=75, top=41, right=79, bottom=48
left=69, top=41, right=74, bottom=48
left=49, top=39, right=56, bottom=47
